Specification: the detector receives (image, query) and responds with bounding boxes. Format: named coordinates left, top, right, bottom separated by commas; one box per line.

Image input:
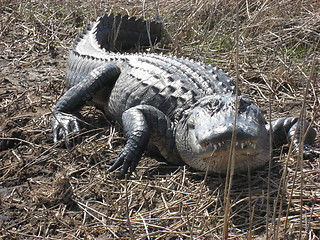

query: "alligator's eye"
left=238, top=98, right=250, bottom=113
left=187, top=119, right=195, bottom=130
left=207, top=99, right=220, bottom=112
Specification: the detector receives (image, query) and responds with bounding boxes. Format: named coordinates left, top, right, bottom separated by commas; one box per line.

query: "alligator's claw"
left=107, top=150, right=140, bottom=179
left=51, top=112, right=81, bottom=148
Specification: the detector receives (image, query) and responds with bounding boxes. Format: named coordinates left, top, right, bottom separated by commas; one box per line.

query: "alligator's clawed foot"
left=107, top=151, right=141, bottom=179
left=51, top=112, right=82, bottom=148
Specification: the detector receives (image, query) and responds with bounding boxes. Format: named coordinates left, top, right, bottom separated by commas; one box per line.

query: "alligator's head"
left=176, top=95, right=270, bottom=173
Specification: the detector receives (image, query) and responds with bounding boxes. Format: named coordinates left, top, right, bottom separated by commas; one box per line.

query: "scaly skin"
left=51, top=14, right=316, bottom=177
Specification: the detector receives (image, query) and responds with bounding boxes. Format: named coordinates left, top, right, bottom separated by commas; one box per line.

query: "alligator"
left=51, top=13, right=316, bottom=177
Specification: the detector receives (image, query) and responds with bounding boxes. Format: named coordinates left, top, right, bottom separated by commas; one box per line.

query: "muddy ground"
left=0, top=0, right=319, bottom=239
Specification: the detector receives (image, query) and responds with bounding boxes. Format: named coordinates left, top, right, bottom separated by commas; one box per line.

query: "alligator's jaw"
left=177, top=134, right=269, bottom=173
left=197, top=139, right=266, bottom=173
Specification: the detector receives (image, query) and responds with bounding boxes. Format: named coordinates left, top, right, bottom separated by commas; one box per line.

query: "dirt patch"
left=1, top=0, right=319, bottom=239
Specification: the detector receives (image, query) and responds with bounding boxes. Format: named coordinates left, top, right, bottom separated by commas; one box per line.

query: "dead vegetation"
left=0, top=0, right=319, bottom=239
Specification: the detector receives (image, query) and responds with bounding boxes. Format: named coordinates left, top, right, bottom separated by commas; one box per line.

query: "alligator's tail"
left=72, top=13, right=162, bottom=56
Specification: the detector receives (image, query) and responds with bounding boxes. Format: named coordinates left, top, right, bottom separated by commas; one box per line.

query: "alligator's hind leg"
left=107, top=105, right=181, bottom=178
left=268, top=117, right=316, bottom=153
left=51, top=64, right=120, bottom=147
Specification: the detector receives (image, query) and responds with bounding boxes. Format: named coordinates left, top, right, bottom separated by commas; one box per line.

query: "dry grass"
left=0, top=0, right=319, bottom=239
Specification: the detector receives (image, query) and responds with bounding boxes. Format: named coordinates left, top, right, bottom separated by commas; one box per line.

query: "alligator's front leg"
left=107, top=105, right=180, bottom=178
left=51, top=64, right=120, bottom=147
left=268, top=117, right=316, bottom=153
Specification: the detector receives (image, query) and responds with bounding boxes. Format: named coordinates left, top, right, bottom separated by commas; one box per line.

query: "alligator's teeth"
left=218, top=142, right=221, bottom=147
left=253, top=144, right=256, bottom=149
left=241, top=143, right=245, bottom=149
